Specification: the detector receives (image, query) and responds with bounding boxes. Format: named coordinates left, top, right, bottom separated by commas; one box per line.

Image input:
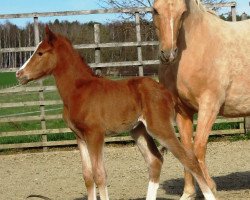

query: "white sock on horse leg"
left=146, top=181, right=159, bottom=200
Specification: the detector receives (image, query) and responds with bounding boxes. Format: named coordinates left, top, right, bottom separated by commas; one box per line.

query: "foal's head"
left=16, top=26, right=60, bottom=84
left=153, top=0, right=186, bottom=63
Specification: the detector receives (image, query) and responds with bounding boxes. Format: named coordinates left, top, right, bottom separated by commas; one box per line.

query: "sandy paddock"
left=0, top=140, right=249, bottom=200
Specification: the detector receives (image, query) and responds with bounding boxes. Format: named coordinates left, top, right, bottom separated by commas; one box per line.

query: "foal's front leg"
left=85, top=131, right=109, bottom=200
left=77, top=138, right=97, bottom=200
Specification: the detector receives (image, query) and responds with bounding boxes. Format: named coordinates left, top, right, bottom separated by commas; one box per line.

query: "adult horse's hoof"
left=179, top=192, right=196, bottom=200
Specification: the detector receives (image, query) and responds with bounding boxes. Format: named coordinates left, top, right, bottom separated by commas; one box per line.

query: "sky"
left=0, top=0, right=249, bottom=27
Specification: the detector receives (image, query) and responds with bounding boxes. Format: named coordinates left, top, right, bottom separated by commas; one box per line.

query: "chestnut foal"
left=16, top=26, right=215, bottom=200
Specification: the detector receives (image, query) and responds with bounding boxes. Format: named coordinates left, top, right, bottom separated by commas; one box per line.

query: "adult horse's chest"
left=174, top=62, right=203, bottom=111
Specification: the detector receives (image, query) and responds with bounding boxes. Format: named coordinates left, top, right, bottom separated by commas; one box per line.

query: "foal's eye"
left=37, top=52, right=43, bottom=56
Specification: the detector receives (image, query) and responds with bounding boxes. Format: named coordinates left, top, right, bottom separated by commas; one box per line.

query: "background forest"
left=0, top=12, right=249, bottom=75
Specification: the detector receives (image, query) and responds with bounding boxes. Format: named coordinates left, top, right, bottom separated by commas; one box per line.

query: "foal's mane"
left=56, top=34, right=100, bottom=78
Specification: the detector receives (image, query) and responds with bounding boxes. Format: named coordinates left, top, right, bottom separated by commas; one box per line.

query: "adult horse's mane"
left=194, top=0, right=218, bottom=16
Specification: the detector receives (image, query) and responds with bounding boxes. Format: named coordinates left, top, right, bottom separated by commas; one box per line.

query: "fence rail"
left=1, top=3, right=247, bottom=151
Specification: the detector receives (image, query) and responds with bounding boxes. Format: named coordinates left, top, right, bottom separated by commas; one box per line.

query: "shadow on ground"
left=161, top=171, right=250, bottom=199
left=73, top=171, right=250, bottom=200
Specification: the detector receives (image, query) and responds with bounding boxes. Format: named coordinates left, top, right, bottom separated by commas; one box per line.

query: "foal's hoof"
left=179, top=192, right=196, bottom=200
left=211, top=185, right=217, bottom=195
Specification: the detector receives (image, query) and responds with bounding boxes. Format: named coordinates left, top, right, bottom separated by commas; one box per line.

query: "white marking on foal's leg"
left=92, top=184, right=97, bottom=200
left=19, top=41, right=42, bottom=70
left=146, top=181, right=159, bottom=200
left=99, top=186, right=109, bottom=200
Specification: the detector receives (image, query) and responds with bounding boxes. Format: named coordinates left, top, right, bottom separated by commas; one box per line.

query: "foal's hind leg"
left=131, top=123, right=163, bottom=200
left=141, top=116, right=215, bottom=200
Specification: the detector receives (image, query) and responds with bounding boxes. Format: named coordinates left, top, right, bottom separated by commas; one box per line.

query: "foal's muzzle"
left=159, top=48, right=178, bottom=63
left=16, top=70, right=29, bottom=85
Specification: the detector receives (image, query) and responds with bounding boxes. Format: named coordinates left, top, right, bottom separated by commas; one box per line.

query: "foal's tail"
left=27, top=195, right=52, bottom=200
left=159, top=146, right=168, bottom=155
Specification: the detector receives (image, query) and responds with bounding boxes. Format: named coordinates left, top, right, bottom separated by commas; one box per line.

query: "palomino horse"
left=153, top=0, right=250, bottom=199
left=16, top=26, right=216, bottom=200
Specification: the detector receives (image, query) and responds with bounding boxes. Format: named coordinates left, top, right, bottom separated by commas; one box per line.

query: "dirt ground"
left=0, top=140, right=249, bottom=200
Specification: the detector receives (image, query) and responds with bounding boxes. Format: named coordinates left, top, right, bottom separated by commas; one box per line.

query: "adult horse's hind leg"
left=131, top=123, right=163, bottom=200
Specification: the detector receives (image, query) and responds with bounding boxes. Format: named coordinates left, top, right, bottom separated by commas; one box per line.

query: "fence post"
left=241, top=12, right=248, bottom=21
left=240, top=13, right=249, bottom=134
left=245, top=118, right=250, bottom=133
left=231, top=5, right=236, bottom=21
left=94, top=24, right=101, bottom=74
left=34, top=17, right=47, bottom=151
left=135, top=12, right=144, bottom=77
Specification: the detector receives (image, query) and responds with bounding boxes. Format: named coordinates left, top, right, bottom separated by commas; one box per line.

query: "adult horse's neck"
left=184, top=0, right=204, bottom=28
left=52, top=40, right=95, bottom=104
left=178, top=0, right=209, bottom=49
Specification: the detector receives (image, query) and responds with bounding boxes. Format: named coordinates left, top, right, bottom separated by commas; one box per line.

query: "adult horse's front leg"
left=176, top=111, right=196, bottom=200
left=194, top=96, right=221, bottom=195
left=131, top=123, right=163, bottom=200
left=85, top=131, right=109, bottom=200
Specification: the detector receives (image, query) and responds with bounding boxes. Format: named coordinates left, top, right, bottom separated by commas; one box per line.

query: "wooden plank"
left=0, top=114, right=63, bottom=123
left=193, top=117, right=245, bottom=125
left=0, top=3, right=236, bottom=20
left=0, top=136, right=134, bottom=150
left=0, top=7, right=153, bottom=19
left=0, top=128, right=244, bottom=150
left=0, top=86, right=57, bottom=94
left=0, top=60, right=160, bottom=72
left=205, top=2, right=236, bottom=9
left=0, top=100, right=62, bottom=108
left=89, top=60, right=160, bottom=68
left=0, top=128, right=71, bottom=137
left=0, top=140, right=77, bottom=150
left=0, top=41, right=159, bottom=54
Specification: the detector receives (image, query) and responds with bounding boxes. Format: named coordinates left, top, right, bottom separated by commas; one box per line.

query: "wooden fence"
left=0, top=3, right=247, bottom=151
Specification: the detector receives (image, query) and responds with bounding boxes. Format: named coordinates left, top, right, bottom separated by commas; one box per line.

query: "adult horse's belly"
left=221, top=80, right=250, bottom=117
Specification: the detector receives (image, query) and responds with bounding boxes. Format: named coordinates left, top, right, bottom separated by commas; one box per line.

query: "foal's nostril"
left=174, top=48, right=178, bottom=55
left=16, top=70, right=20, bottom=78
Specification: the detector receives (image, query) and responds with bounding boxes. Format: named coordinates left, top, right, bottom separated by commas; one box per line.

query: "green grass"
left=0, top=72, right=68, bottom=144
left=0, top=72, right=249, bottom=147
left=0, top=72, right=18, bottom=89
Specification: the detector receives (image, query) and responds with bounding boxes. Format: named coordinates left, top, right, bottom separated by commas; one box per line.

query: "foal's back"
left=69, top=76, right=174, bottom=135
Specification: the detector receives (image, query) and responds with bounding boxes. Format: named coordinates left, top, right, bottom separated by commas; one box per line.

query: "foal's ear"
left=45, top=25, right=57, bottom=44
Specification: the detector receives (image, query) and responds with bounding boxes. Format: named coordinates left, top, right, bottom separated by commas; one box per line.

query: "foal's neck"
left=52, top=44, right=96, bottom=104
